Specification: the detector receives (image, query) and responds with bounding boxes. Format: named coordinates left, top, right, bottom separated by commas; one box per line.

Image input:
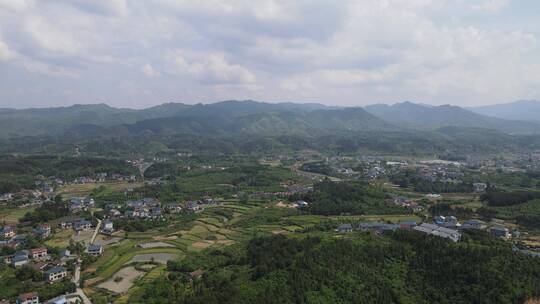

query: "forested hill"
left=364, top=101, right=540, bottom=134
left=0, top=100, right=328, bottom=138
left=2, top=100, right=540, bottom=139
left=134, top=233, right=540, bottom=303
left=0, top=101, right=393, bottom=138
left=468, top=100, right=540, bottom=122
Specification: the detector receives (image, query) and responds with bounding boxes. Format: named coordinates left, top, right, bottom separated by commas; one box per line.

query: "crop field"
left=44, top=229, right=74, bottom=248
left=57, top=181, right=143, bottom=199
left=0, top=207, right=35, bottom=224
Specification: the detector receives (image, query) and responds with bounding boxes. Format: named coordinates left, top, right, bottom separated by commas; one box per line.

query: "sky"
left=0, top=0, right=539, bottom=109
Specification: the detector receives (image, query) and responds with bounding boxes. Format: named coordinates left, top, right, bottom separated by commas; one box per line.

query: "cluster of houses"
left=12, top=292, right=75, bottom=304
left=392, top=197, right=424, bottom=213
left=0, top=190, right=48, bottom=207
left=0, top=171, right=138, bottom=208
left=100, top=197, right=221, bottom=220
left=337, top=220, right=462, bottom=242
left=124, top=198, right=163, bottom=219
left=251, top=184, right=313, bottom=200
left=1, top=224, right=52, bottom=248
left=416, top=160, right=465, bottom=184
left=336, top=215, right=517, bottom=243
left=58, top=218, right=105, bottom=255
left=68, top=197, right=95, bottom=213
left=69, top=173, right=136, bottom=185
left=2, top=247, right=70, bottom=283
left=435, top=216, right=516, bottom=239
left=60, top=218, right=92, bottom=232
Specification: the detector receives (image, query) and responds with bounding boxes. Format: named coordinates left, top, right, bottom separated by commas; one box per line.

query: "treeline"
left=297, top=180, right=406, bottom=215
left=516, top=215, right=540, bottom=230
left=133, top=233, right=540, bottom=303
left=144, top=162, right=188, bottom=179
left=0, top=155, right=136, bottom=178
left=113, top=218, right=168, bottom=232
left=5, top=124, right=540, bottom=160
left=428, top=203, right=474, bottom=218
left=140, top=164, right=297, bottom=202
left=20, top=198, right=69, bottom=223
left=390, top=170, right=474, bottom=193
left=300, top=161, right=334, bottom=176
left=0, top=264, right=76, bottom=302
left=480, top=191, right=540, bottom=207
left=0, top=155, right=137, bottom=193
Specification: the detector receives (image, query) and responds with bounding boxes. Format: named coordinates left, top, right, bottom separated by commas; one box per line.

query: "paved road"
left=72, top=263, right=82, bottom=284
left=70, top=257, right=92, bottom=303
left=291, top=161, right=342, bottom=182
left=90, top=218, right=101, bottom=244
left=75, top=288, right=92, bottom=304
left=65, top=289, right=92, bottom=304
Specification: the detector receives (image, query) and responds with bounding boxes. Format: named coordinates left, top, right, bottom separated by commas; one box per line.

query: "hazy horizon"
left=1, top=0, right=540, bottom=109
left=2, top=98, right=539, bottom=111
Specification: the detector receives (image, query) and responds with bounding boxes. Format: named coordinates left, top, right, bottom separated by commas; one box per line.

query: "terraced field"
left=88, top=201, right=421, bottom=303
left=57, top=181, right=143, bottom=199
left=0, top=206, right=35, bottom=224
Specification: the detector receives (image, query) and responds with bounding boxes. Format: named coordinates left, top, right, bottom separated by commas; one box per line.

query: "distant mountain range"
left=0, top=100, right=539, bottom=139
left=364, top=101, right=540, bottom=134
left=467, top=100, right=540, bottom=122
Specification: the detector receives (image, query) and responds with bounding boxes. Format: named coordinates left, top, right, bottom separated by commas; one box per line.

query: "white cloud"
left=167, top=50, right=255, bottom=85
left=470, top=0, right=510, bottom=12
left=0, top=0, right=34, bottom=12
left=59, top=0, right=128, bottom=16
left=141, top=63, right=159, bottom=77
left=0, top=0, right=539, bottom=108
left=23, top=16, right=84, bottom=56
left=0, top=37, right=12, bottom=60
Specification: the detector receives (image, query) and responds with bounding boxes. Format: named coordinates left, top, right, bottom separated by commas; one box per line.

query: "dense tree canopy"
left=134, top=233, right=540, bottom=304
left=300, top=180, right=405, bottom=215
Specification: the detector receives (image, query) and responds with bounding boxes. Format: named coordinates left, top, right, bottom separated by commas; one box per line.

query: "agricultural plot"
left=97, top=266, right=144, bottom=294
left=0, top=207, right=35, bottom=224
left=287, top=214, right=422, bottom=228
left=84, top=193, right=431, bottom=302
left=137, top=242, right=175, bottom=249
left=72, top=230, right=94, bottom=245
left=57, top=181, right=143, bottom=199
left=44, top=229, right=74, bottom=248
left=129, top=253, right=178, bottom=264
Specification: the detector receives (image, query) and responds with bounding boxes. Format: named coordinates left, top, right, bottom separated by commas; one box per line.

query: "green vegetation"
left=0, top=266, right=76, bottom=302
left=20, top=197, right=69, bottom=223
left=390, top=169, right=474, bottom=193
left=141, top=164, right=300, bottom=201
left=0, top=155, right=137, bottom=192
left=133, top=233, right=540, bottom=303
left=300, top=180, right=406, bottom=215
left=481, top=191, right=540, bottom=207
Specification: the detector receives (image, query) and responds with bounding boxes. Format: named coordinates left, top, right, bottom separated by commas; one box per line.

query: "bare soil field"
left=97, top=266, right=144, bottom=294
left=94, top=235, right=123, bottom=246
left=72, top=230, right=94, bottom=244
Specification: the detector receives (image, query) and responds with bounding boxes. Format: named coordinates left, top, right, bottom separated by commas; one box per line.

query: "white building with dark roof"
left=413, top=223, right=461, bottom=242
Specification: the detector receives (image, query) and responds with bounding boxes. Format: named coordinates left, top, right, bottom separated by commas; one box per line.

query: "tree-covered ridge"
left=134, top=232, right=540, bottom=304
left=297, top=180, right=405, bottom=215
left=481, top=191, right=540, bottom=207
left=140, top=164, right=300, bottom=202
